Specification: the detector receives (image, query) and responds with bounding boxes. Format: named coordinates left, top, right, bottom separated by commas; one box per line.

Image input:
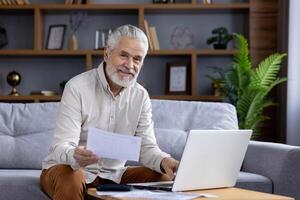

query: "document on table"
left=86, top=127, right=141, bottom=161
left=96, top=190, right=218, bottom=200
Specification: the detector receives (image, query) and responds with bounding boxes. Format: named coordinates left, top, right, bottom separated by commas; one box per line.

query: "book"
left=143, top=19, right=154, bottom=50
left=31, top=91, right=57, bottom=96
left=203, top=0, right=212, bottom=4
left=16, top=0, right=24, bottom=5
left=65, top=0, right=73, bottom=4
left=149, top=26, right=160, bottom=50
left=23, top=0, right=30, bottom=5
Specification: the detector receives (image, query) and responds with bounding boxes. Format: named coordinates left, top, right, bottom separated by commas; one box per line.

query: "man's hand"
left=73, top=146, right=100, bottom=168
left=160, top=157, right=179, bottom=180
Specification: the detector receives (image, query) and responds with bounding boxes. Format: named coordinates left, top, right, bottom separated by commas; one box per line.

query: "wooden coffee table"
left=87, top=187, right=294, bottom=200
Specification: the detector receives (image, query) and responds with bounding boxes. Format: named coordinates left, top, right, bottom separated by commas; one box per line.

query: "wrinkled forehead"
left=113, top=37, right=147, bottom=58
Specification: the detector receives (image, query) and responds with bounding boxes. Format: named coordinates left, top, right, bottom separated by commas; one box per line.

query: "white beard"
left=105, top=63, right=139, bottom=88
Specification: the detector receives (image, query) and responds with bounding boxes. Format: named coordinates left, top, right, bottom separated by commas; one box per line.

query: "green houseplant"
left=206, top=27, right=233, bottom=49
left=223, top=34, right=287, bottom=139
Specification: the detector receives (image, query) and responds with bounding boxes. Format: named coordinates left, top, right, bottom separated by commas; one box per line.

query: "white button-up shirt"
left=42, top=62, right=169, bottom=184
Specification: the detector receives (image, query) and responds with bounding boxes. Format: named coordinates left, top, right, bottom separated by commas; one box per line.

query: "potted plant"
left=206, top=27, right=233, bottom=49
left=205, top=66, right=225, bottom=96
left=221, top=34, right=287, bottom=139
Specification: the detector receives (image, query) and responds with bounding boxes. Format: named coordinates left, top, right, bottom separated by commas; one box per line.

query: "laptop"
left=130, top=129, right=252, bottom=192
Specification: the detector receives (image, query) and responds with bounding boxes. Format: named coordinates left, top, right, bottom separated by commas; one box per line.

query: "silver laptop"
left=130, top=129, right=252, bottom=192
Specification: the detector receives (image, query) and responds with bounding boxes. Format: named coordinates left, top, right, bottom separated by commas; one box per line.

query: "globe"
left=7, top=71, right=21, bottom=96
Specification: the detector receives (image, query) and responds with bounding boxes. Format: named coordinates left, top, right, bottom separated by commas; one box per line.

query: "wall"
left=287, top=0, right=300, bottom=145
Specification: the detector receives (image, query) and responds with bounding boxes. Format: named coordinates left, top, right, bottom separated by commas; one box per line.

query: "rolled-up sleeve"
left=50, top=81, right=82, bottom=169
left=135, top=95, right=170, bottom=173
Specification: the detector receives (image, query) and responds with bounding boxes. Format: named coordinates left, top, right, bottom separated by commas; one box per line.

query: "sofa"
left=0, top=100, right=299, bottom=200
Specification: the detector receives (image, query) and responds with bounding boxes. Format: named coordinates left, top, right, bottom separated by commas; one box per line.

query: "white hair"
left=106, top=24, right=149, bottom=55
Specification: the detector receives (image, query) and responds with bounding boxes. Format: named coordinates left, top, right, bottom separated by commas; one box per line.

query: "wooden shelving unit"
left=0, top=2, right=249, bottom=102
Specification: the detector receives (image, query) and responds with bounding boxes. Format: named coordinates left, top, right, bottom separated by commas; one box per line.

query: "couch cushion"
left=0, top=103, right=59, bottom=169
left=0, top=169, right=49, bottom=200
left=154, top=128, right=187, bottom=160
left=151, top=99, right=238, bottom=131
left=236, top=171, right=273, bottom=193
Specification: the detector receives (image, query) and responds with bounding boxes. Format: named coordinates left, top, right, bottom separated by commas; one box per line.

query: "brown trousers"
left=40, top=164, right=170, bottom=200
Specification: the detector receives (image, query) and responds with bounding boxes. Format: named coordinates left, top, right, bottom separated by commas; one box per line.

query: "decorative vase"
left=69, top=34, right=78, bottom=50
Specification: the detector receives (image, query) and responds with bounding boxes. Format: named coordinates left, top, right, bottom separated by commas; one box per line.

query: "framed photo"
left=166, top=61, right=191, bottom=94
left=46, top=25, right=66, bottom=50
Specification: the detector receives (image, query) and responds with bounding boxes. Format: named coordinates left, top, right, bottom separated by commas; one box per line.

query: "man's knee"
left=41, top=165, right=86, bottom=200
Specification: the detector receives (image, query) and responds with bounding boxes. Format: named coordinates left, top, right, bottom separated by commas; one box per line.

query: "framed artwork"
left=46, top=24, right=66, bottom=50
left=166, top=61, right=191, bottom=95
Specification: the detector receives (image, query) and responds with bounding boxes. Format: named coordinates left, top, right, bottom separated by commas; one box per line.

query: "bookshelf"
left=0, top=1, right=250, bottom=102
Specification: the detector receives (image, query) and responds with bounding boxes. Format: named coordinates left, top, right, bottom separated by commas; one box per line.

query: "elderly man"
left=40, top=24, right=179, bottom=200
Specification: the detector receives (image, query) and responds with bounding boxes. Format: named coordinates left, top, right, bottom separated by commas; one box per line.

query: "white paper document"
left=96, top=190, right=217, bottom=200
left=97, top=190, right=210, bottom=200
left=86, top=127, right=141, bottom=161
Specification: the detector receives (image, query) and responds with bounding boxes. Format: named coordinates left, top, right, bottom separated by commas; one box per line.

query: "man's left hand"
left=160, top=157, right=179, bottom=180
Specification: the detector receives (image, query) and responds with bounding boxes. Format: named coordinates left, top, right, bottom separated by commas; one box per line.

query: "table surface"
left=87, top=187, right=294, bottom=200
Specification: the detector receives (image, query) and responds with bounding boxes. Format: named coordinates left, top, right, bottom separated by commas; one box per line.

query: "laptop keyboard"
left=150, top=183, right=174, bottom=188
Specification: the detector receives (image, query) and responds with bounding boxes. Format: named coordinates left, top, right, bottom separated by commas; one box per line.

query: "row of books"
left=144, top=19, right=160, bottom=51
left=64, top=0, right=86, bottom=4
left=0, top=0, right=29, bottom=5
left=203, top=0, right=212, bottom=4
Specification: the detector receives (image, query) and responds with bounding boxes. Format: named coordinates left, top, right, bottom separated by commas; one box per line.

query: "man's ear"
left=104, top=47, right=109, bottom=62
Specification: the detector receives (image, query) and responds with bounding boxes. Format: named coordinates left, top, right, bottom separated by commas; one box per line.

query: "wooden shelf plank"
left=0, top=3, right=250, bottom=10
left=150, top=95, right=223, bottom=101
left=0, top=95, right=221, bottom=102
left=0, top=49, right=237, bottom=56
left=143, top=3, right=250, bottom=10
left=0, top=95, right=61, bottom=102
left=196, top=49, right=238, bottom=55
left=0, top=50, right=91, bottom=56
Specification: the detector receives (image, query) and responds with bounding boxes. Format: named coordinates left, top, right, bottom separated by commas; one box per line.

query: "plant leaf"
left=250, top=53, right=287, bottom=90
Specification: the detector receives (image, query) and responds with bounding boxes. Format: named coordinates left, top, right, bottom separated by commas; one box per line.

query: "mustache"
left=116, top=66, right=136, bottom=77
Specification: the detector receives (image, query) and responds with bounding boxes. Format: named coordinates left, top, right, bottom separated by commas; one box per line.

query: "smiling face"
left=104, top=36, right=146, bottom=89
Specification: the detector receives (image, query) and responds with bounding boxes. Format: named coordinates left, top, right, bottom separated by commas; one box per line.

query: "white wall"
left=287, top=0, right=300, bottom=145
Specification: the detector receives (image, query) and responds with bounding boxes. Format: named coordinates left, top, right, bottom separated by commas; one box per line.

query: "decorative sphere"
left=170, top=26, right=194, bottom=49
left=7, top=71, right=21, bottom=87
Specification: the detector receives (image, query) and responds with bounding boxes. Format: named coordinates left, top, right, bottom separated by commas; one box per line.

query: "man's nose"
left=125, top=57, right=134, bottom=69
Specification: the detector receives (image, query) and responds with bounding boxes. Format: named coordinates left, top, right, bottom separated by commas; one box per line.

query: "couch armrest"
left=242, top=141, right=300, bottom=199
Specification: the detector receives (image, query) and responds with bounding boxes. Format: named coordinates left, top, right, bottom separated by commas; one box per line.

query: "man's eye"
left=134, top=58, right=141, bottom=62
left=120, top=54, right=128, bottom=58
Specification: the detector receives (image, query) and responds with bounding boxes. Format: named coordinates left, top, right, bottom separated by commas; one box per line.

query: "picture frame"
left=46, top=24, right=66, bottom=50
left=166, top=61, right=191, bottom=95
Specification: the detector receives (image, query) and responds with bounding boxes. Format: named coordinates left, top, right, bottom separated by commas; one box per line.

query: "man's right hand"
left=73, top=146, right=100, bottom=168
